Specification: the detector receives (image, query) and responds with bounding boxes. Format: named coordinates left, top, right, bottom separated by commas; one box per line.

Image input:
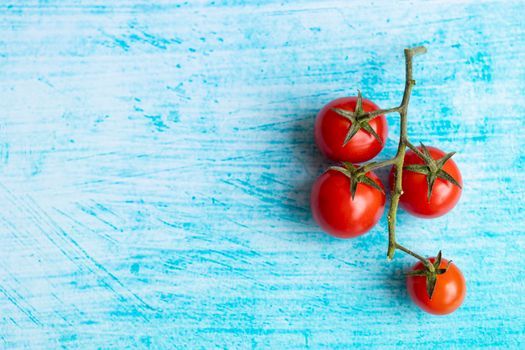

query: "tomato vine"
left=359, top=46, right=463, bottom=298
left=314, top=46, right=464, bottom=300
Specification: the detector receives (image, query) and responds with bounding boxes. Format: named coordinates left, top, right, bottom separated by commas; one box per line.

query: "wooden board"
left=0, top=1, right=523, bottom=348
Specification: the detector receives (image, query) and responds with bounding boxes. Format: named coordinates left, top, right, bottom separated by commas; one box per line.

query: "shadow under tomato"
left=284, top=112, right=331, bottom=237
left=384, top=262, right=414, bottom=310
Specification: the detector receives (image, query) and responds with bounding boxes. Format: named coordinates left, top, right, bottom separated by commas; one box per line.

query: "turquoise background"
left=1, top=1, right=524, bottom=348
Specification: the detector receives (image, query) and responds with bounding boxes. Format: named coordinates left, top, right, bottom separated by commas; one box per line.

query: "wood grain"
left=0, top=1, right=524, bottom=348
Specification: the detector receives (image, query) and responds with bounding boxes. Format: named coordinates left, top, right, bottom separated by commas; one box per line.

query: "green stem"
left=385, top=47, right=428, bottom=262
left=352, top=46, right=434, bottom=267
left=360, top=157, right=398, bottom=173
left=405, top=139, right=424, bottom=157
left=395, top=243, right=434, bottom=271
left=364, top=106, right=402, bottom=119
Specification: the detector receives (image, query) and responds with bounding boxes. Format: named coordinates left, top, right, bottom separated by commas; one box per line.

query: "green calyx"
left=404, top=143, right=462, bottom=202
left=405, top=251, right=452, bottom=299
left=331, top=90, right=383, bottom=146
left=329, top=162, right=384, bottom=200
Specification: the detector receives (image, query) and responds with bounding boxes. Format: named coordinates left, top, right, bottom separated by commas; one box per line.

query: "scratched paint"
left=0, top=1, right=524, bottom=349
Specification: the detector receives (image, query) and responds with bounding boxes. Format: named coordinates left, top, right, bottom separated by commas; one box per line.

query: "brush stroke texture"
left=0, top=0, right=524, bottom=348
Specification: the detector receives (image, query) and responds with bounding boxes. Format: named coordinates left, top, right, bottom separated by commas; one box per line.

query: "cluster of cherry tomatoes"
left=310, top=93, right=466, bottom=315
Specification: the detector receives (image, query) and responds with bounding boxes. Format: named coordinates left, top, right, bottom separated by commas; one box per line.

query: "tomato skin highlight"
left=310, top=169, right=386, bottom=238
left=315, top=96, right=388, bottom=163
left=406, top=258, right=466, bottom=315
left=390, top=146, right=462, bottom=218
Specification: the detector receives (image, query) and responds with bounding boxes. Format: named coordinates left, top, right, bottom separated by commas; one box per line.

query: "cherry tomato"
left=310, top=169, right=386, bottom=238
left=315, top=96, right=388, bottom=163
left=390, top=146, right=462, bottom=218
left=406, top=257, right=466, bottom=315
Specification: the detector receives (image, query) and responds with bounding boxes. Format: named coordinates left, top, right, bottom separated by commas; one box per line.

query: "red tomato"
left=406, top=257, right=466, bottom=315
left=390, top=146, right=462, bottom=218
left=310, top=169, right=386, bottom=238
left=315, top=96, right=388, bottom=163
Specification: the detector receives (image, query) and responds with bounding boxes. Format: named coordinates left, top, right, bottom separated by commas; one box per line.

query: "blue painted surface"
left=0, top=1, right=524, bottom=348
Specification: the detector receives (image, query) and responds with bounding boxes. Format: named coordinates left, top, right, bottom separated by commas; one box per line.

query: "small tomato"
left=311, top=167, right=386, bottom=238
left=406, top=257, right=466, bottom=315
left=315, top=93, right=388, bottom=163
